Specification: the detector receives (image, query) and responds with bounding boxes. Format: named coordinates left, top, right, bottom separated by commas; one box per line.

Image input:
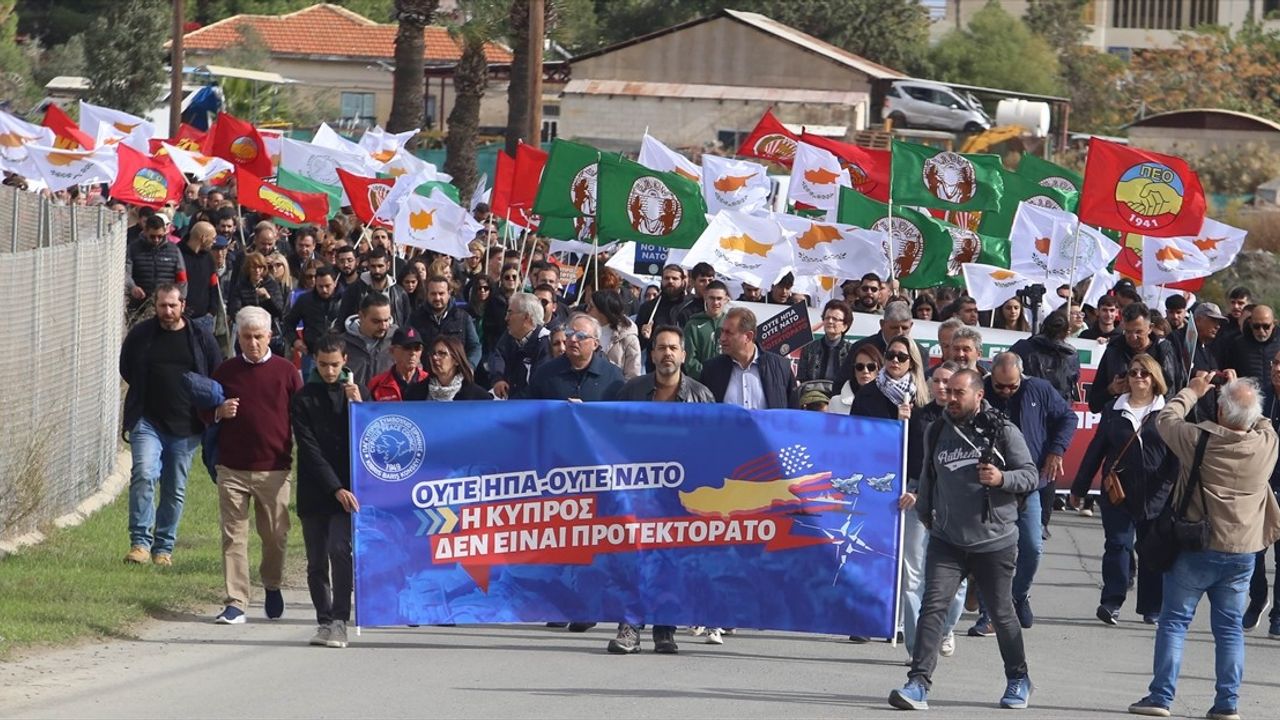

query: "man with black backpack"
left=888, top=368, right=1039, bottom=712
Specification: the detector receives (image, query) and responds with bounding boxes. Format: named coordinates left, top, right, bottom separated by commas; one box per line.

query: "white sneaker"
left=689, top=626, right=706, bottom=636
left=1078, top=507, right=1094, bottom=517
left=940, top=632, right=956, bottom=657
left=309, top=624, right=332, bottom=647
left=705, top=627, right=724, bottom=645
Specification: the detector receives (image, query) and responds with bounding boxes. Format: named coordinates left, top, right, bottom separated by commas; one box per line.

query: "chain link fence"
left=0, top=184, right=128, bottom=542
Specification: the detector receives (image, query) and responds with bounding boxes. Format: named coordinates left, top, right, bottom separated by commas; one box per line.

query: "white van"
left=882, top=80, right=992, bottom=133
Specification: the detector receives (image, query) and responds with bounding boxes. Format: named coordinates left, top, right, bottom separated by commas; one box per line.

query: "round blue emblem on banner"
left=359, top=415, right=425, bottom=482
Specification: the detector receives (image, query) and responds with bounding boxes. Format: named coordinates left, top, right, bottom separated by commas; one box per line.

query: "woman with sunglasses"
left=407, top=336, right=492, bottom=401
left=851, top=336, right=933, bottom=649
left=227, top=251, right=286, bottom=354
left=827, top=346, right=884, bottom=415
left=1070, top=353, right=1180, bottom=626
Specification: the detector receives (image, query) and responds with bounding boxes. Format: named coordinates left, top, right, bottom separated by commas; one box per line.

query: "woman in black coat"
left=227, top=251, right=286, bottom=354
left=851, top=336, right=931, bottom=483
left=1070, top=353, right=1179, bottom=625
left=408, top=335, right=493, bottom=401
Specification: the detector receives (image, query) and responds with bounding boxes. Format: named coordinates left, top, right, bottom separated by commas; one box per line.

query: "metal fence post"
left=9, top=187, right=17, bottom=253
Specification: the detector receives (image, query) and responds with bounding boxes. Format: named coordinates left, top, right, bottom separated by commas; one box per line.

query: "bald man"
left=180, top=220, right=224, bottom=336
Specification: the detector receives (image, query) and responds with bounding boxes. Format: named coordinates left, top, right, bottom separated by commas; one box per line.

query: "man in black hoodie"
left=179, top=221, right=222, bottom=337
left=290, top=335, right=361, bottom=650
left=338, top=246, right=411, bottom=326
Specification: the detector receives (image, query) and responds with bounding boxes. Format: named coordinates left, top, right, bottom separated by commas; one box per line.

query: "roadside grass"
left=0, top=454, right=303, bottom=660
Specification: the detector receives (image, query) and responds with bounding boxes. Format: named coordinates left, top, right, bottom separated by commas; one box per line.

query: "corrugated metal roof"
left=723, top=10, right=904, bottom=81
left=1125, top=108, right=1280, bottom=133
left=562, top=79, right=865, bottom=105
left=570, top=9, right=904, bottom=81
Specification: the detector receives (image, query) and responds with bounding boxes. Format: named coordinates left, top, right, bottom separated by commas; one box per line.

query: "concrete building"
left=1126, top=108, right=1280, bottom=156
left=559, top=9, right=905, bottom=153
left=932, top=0, right=1280, bottom=54
left=178, top=3, right=514, bottom=132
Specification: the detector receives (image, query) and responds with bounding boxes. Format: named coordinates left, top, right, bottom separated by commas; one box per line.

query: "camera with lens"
left=970, top=407, right=1008, bottom=469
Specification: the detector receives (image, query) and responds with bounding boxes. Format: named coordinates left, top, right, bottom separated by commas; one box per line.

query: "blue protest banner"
left=351, top=401, right=905, bottom=637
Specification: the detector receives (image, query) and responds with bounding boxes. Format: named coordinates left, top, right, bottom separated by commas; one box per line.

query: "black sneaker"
left=567, top=622, right=597, bottom=632
left=652, top=626, right=679, bottom=654
left=1243, top=600, right=1270, bottom=631
left=264, top=589, right=285, bottom=620
left=1096, top=604, right=1119, bottom=626
left=606, top=623, right=640, bottom=654
left=1015, top=597, right=1034, bottom=629
left=546, top=622, right=568, bottom=628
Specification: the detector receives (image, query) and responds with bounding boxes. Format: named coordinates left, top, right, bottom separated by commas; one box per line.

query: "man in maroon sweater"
left=210, top=305, right=303, bottom=624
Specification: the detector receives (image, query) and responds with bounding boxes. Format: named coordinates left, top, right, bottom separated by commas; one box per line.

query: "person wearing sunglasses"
left=851, top=337, right=930, bottom=650
left=407, top=336, right=491, bottom=402
left=1070, top=354, right=1179, bottom=627
left=528, top=313, right=625, bottom=404
left=826, top=345, right=883, bottom=416
left=977, top=353, right=1077, bottom=635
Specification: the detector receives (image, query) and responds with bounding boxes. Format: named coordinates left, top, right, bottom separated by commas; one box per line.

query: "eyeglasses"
left=885, top=351, right=911, bottom=363
left=566, top=330, right=596, bottom=341
left=1128, top=368, right=1151, bottom=379
left=430, top=350, right=450, bottom=359
left=993, top=381, right=1019, bottom=392
left=854, top=363, right=878, bottom=373
left=503, top=275, right=519, bottom=280
left=477, top=286, right=491, bottom=292
left=270, top=263, right=286, bottom=269
left=1255, top=324, right=1274, bottom=331
left=859, top=286, right=878, bottom=293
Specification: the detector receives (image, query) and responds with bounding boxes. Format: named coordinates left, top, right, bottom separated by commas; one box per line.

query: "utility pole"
left=527, top=0, right=544, bottom=146
left=170, top=0, right=185, bottom=137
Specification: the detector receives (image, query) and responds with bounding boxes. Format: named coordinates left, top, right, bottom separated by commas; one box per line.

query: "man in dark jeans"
left=889, top=369, right=1040, bottom=711
left=290, top=335, right=362, bottom=648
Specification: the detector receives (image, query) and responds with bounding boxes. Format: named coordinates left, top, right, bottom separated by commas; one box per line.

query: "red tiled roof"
left=180, top=3, right=513, bottom=65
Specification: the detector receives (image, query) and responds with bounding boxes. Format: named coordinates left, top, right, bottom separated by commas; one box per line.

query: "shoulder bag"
left=1141, top=430, right=1212, bottom=574
left=1102, top=413, right=1154, bottom=506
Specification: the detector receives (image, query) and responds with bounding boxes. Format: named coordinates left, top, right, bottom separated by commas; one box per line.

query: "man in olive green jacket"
left=682, top=281, right=729, bottom=379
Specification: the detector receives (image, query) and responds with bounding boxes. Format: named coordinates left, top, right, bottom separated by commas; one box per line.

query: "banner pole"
left=236, top=203, right=248, bottom=251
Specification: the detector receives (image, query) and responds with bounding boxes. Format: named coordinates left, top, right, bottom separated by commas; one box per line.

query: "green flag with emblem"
left=596, top=154, right=708, bottom=249
left=889, top=139, right=1005, bottom=212
left=1015, top=152, right=1083, bottom=194
left=976, top=168, right=1078, bottom=240
left=838, top=187, right=1007, bottom=289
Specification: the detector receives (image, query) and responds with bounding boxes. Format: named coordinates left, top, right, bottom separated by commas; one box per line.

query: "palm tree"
left=387, top=0, right=439, bottom=140
left=444, top=2, right=505, bottom=206
left=503, top=0, right=530, bottom=157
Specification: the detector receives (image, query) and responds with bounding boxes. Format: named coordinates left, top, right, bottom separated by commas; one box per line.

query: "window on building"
left=542, top=103, right=560, bottom=118
left=1265, top=0, right=1280, bottom=18
left=717, top=130, right=748, bottom=151
left=425, top=95, right=438, bottom=128
left=1111, top=0, right=1216, bottom=29
left=340, top=92, right=376, bottom=125
left=541, top=119, right=559, bottom=143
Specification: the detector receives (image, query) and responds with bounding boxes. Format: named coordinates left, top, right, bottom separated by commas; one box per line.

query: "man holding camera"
left=888, top=369, right=1040, bottom=711
left=1128, top=373, right=1280, bottom=719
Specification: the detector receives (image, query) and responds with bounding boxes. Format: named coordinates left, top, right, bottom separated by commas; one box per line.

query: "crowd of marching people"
left=104, top=175, right=1280, bottom=716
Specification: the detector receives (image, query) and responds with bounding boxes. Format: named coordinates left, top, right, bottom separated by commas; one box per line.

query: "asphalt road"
left=3, top=512, right=1280, bottom=719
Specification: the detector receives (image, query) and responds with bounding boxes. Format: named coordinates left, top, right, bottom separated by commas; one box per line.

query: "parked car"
left=882, top=80, right=992, bottom=133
